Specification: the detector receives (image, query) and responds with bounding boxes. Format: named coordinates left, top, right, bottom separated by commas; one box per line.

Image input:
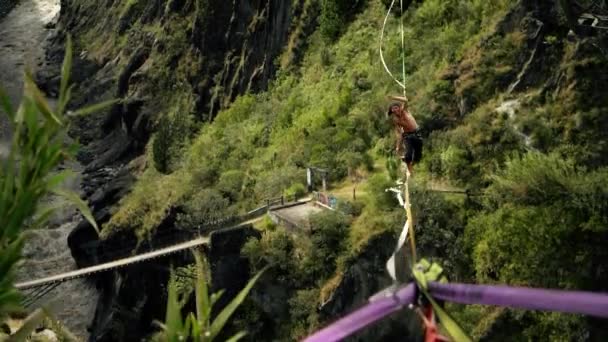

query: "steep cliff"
left=39, top=0, right=316, bottom=221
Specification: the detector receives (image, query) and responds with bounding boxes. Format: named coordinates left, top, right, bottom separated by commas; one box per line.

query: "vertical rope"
left=380, top=0, right=406, bottom=90
left=398, top=0, right=415, bottom=263
left=404, top=169, right=416, bottom=262
left=399, top=0, right=407, bottom=97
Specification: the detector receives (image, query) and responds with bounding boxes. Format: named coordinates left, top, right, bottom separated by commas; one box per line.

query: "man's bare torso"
left=392, top=109, right=418, bottom=133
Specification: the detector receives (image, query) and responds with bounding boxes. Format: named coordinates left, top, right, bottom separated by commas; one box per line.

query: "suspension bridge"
left=16, top=196, right=322, bottom=306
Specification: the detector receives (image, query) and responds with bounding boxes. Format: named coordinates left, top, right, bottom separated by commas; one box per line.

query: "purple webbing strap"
left=428, top=282, right=608, bottom=318
left=304, top=282, right=608, bottom=342
left=303, top=284, right=416, bottom=342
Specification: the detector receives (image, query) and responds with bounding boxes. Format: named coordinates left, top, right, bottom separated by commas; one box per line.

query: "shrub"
left=217, top=170, right=245, bottom=202
left=253, top=166, right=305, bottom=200
left=153, top=108, right=191, bottom=174
left=288, top=289, right=320, bottom=340
left=485, top=152, right=577, bottom=207
left=153, top=116, right=173, bottom=174
left=177, top=189, right=230, bottom=229
left=302, top=212, right=349, bottom=280
left=319, top=0, right=365, bottom=41
left=336, top=199, right=365, bottom=217
left=242, top=230, right=299, bottom=285
left=439, top=145, right=471, bottom=182
left=365, top=173, right=399, bottom=211
left=285, top=183, right=307, bottom=199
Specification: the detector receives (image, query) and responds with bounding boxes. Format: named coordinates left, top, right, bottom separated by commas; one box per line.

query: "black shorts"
left=403, top=132, right=423, bottom=163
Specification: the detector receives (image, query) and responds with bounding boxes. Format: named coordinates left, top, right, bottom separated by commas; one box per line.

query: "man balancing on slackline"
left=387, top=95, right=422, bottom=176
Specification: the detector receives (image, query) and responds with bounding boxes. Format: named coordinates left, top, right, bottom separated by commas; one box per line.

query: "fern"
left=153, top=251, right=266, bottom=342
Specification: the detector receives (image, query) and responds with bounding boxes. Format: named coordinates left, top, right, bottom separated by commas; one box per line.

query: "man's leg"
left=403, top=135, right=415, bottom=177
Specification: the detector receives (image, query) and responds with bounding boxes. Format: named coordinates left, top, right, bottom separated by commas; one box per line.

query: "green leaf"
left=46, top=170, right=75, bottom=190
left=210, top=290, right=224, bottom=308
left=59, top=35, right=73, bottom=114
left=0, top=154, right=16, bottom=220
left=0, top=238, right=25, bottom=274
left=69, top=99, right=120, bottom=117
left=0, top=86, right=14, bottom=120
left=52, top=189, right=98, bottom=233
left=8, top=300, right=62, bottom=342
left=186, top=313, right=201, bottom=340
left=225, top=331, right=247, bottom=342
left=193, top=251, right=210, bottom=331
left=24, top=72, right=61, bottom=126
left=57, top=84, right=74, bottom=116
left=428, top=295, right=472, bottom=342
left=43, top=307, right=80, bottom=342
left=209, top=267, right=267, bottom=340
left=165, top=276, right=184, bottom=342
left=183, top=313, right=193, bottom=340
left=31, top=201, right=65, bottom=230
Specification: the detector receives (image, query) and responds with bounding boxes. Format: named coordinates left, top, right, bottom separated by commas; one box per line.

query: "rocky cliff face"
left=39, top=0, right=314, bottom=219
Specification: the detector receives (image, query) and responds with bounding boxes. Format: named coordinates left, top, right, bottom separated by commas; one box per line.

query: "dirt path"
left=0, top=0, right=59, bottom=148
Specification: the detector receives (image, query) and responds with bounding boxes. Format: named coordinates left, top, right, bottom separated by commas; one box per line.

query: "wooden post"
left=307, top=167, right=313, bottom=192
left=322, top=174, right=327, bottom=192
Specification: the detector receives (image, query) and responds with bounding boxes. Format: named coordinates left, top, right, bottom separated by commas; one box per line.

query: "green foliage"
left=285, top=183, right=307, bottom=199
left=153, top=252, right=265, bottom=342
left=153, top=108, right=191, bottom=174
left=410, top=186, right=467, bottom=278
left=319, top=0, right=364, bottom=41
left=217, top=170, right=245, bottom=202
left=463, top=152, right=608, bottom=338
left=177, top=189, right=231, bottom=229
left=427, top=102, right=523, bottom=186
left=258, top=215, right=277, bottom=231
left=104, top=170, right=188, bottom=239
left=365, top=174, right=399, bottom=211
left=153, top=118, right=173, bottom=174
left=0, top=35, right=111, bottom=334
left=242, top=230, right=299, bottom=285
left=288, top=289, right=320, bottom=340
left=303, top=211, right=349, bottom=280
left=439, top=145, right=471, bottom=181
left=336, top=199, right=365, bottom=217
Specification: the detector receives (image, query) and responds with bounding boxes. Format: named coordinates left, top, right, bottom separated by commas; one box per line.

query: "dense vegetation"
left=50, top=0, right=608, bottom=340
